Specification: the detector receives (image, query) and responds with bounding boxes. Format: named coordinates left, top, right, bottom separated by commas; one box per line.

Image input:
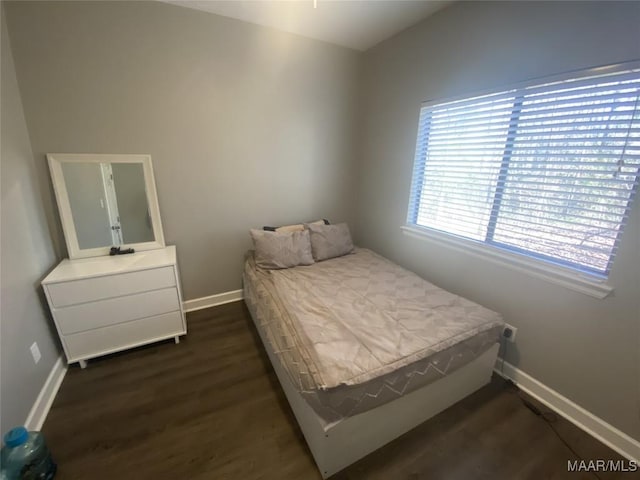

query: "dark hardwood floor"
left=42, top=301, right=629, bottom=479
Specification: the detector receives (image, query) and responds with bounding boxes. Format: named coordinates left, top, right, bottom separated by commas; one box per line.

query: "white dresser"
left=42, top=246, right=186, bottom=368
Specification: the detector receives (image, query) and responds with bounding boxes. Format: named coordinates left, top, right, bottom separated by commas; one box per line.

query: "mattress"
left=243, top=248, right=503, bottom=426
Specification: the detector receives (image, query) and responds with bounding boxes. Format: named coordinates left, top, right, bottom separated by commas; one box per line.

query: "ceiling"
left=163, top=1, right=450, bottom=51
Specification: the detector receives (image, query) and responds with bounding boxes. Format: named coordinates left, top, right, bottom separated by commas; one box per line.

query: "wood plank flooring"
left=42, top=301, right=629, bottom=479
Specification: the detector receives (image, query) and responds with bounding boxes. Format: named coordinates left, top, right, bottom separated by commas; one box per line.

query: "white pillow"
left=263, top=219, right=329, bottom=233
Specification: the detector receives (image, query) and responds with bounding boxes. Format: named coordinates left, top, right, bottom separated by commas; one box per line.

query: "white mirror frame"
left=47, top=153, right=166, bottom=259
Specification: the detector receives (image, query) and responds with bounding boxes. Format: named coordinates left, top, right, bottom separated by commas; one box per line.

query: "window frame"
left=403, top=61, right=640, bottom=299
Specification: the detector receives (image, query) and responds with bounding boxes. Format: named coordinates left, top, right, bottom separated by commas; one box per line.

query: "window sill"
left=400, top=225, right=613, bottom=299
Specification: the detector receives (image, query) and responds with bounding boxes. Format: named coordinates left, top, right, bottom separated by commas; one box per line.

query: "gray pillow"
left=250, top=229, right=314, bottom=269
left=307, top=222, right=354, bottom=261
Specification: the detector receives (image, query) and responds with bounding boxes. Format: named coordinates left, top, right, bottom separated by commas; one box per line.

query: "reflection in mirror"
left=61, top=162, right=154, bottom=250
left=111, top=163, right=154, bottom=244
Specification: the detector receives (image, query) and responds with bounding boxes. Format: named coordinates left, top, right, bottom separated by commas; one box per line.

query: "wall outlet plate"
left=502, top=324, right=518, bottom=343
left=30, top=342, right=41, bottom=364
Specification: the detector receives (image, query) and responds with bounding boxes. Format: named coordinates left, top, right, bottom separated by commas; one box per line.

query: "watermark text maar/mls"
left=568, top=459, right=638, bottom=473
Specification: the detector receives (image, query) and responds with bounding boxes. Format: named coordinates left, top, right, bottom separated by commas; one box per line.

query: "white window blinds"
left=407, top=66, right=640, bottom=278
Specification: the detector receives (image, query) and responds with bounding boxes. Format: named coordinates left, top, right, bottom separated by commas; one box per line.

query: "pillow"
left=306, top=222, right=354, bottom=261
left=250, top=229, right=314, bottom=269
left=263, top=219, right=329, bottom=233
left=264, top=223, right=305, bottom=233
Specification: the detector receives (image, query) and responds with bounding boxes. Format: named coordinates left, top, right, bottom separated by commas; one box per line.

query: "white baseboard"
left=183, top=289, right=244, bottom=312
left=494, top=359, right=640, bottom=462
left=25, top=356, right=67, bottom=431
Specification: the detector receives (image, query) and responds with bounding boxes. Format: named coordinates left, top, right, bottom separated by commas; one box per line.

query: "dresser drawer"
left=55, top=287, right=180, bottom=335
left=47, top=266, right=176, bottom=308
left=63, top=311, right=184, bottom=361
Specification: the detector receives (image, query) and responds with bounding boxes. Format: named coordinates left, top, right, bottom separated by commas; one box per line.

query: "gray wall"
left=4, top=0, right=360, bottom=299
left=1, top=6, right=61, bottom=434
left=355, top=1, right=640, bottom=439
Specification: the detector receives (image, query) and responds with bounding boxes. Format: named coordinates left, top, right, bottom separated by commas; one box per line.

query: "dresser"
left=42, top=246, right=186, bottom=368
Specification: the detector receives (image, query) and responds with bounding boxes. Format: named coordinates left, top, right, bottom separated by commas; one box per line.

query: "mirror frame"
left=47, top=153, right=166, bottom=259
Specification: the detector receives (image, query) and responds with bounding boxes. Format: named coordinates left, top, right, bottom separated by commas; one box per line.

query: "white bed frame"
left=246, top=299, right=499, bottom=478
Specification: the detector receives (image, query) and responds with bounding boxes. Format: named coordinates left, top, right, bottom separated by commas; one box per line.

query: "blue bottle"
left=0, top=427, right=56, bottom=480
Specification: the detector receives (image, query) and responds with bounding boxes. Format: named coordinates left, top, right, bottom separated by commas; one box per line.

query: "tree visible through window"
left=407, top=66, right=640, bottom=278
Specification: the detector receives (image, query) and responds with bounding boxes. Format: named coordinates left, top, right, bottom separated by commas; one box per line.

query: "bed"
left=243, top=246, right=503, bottom=478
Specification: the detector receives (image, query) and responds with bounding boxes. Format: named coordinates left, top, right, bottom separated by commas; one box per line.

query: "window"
left=407, top=65, right=640, bottom=280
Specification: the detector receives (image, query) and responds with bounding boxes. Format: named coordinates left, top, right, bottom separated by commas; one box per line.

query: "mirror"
left=47, top=154, right=165, bottom=259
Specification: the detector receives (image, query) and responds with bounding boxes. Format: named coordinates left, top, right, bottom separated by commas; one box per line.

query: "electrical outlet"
left=30, top=342, right=41, bottom=364
left=502, top=324, right=517, bottom=343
